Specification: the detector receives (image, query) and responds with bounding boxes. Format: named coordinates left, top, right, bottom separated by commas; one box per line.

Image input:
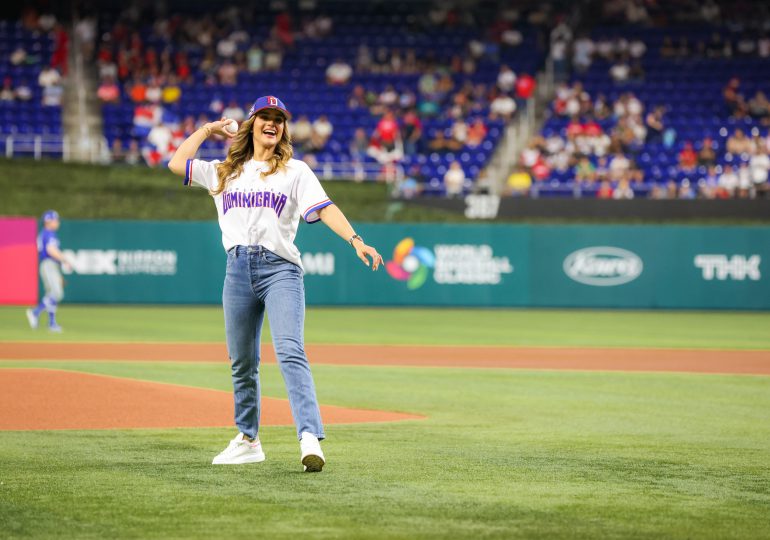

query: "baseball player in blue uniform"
left=26, top=210, right=71, bottom=332
left=168, top=96, right=383, bottom=471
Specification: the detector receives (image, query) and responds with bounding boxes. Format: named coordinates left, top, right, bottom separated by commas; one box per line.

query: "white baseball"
left=225, top=119, right=238, bottom=134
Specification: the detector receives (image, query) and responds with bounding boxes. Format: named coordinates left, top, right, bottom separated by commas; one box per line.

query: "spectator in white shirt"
left=42, top=84, right=63, bottom=106
left=15, top=80, right=32, bottom=101
left=573, top=36, right=595, bottom=73
left=749, top=148, right=770, bottom=186
left=147, top=122, right=173, bottom=160
left=613, top=177, right=635, bottom=199
left=216, top=35, right=237, bottom=58
left=610, top=58, right=630, bottom=82
left=489, top=93, right=517, bottom=121
left=629, top=39, right=647, bottom=59
left=38, top=66, right=61, bottom=88
left=292, top=115, right=313, bottom=151
left=718, top=164, right=739, bottom=197
left=311, top=115, right=334, bottom=150
left=451, top=118, right=469, bottom=146
left=222, top=100, right=245, bottom=122
left=609, top=152, right=631, bottom=180
left=496, top=65, right=516, bottom=92
left=444, top=160, right=467, bottom=198
left=326, top=58, right=353, bottom=85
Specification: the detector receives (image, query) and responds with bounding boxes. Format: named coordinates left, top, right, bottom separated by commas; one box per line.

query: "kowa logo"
left=564, top=246, right=643, bottom=286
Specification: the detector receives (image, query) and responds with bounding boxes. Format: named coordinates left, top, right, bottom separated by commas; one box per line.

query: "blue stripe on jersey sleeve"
left=303, top=200, right=334, bottom=223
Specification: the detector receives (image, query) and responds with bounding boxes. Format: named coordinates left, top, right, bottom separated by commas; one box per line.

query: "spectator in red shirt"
left=583, top=117, right=603, bottom=137
left=678, top=141, right=698, bottom=171
left=116, top=49, right=131, bottom=80
left=566, top=117, right=583, bottom=139
left=97, top=77, right=120, bottom=103
left=597, top=180, right=614, bottom=199
left=128, top=78, right=147, bottom=103
left=176, top=53, right=191, bottom=82
left=723, top=77, right=747, bottom=118
left=375, top=111, right=399, bottom=147
left=51, top=23, right=69, bottom=75
left=531, top=156, right=551, bottom=181
left=515, top=73, right=536, bottom=100
left=274, top=12, right=294, bottom=48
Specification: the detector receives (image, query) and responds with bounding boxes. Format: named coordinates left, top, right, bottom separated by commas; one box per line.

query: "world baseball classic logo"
left=385, top=238, right=435, bottom=290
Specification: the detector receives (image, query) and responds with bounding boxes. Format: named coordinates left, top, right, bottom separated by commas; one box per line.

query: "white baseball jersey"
left=184, top=157, right=333, bottom=270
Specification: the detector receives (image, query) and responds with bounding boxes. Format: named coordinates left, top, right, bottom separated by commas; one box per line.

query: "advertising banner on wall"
left=58, top=220, right=224, bottom=303
left=299, top=224, right=529, bottom=306
left=0, top=217, right=38, bottom=305
left=51, top=220, right=769, bottom=309
left=529, top=225, right=769, bottom=310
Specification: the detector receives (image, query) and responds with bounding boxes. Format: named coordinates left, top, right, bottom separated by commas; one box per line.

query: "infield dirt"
left=0, top=368, right=423, bottom=430
left=1, top=342, right=768, bottom=375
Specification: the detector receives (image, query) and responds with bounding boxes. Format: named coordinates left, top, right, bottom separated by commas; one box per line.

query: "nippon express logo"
left=62, top=249, right=178, bottom=275
left=564, top=246, right=643, bottom=286
left=386, top=238, right=435, bottom=290
left=386, top=237, right=513, bottom=289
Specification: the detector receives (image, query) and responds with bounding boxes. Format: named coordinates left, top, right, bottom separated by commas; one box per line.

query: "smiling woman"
left=166, top=95, right=384, bottom=472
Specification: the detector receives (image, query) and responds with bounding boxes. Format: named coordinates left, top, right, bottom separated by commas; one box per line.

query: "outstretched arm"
left=318, top=205, right=383, bottom=271
left=168, top=118, right=235, bottom=176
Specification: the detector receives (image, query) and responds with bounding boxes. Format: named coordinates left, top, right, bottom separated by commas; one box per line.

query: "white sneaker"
left=300, top=432, right=325, bottom=472
left=26, top=309, right=38, bottom=329
left=212, top=433, right=265, bottom=465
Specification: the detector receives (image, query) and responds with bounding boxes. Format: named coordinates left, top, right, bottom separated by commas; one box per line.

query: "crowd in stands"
left=83, top=0, right=541, bottom=197
left=517, top=0, right=770, bottom=199
left=4, top=0, right=769, bottom=202
left=0, top=8, right=67, bottom=113
left=91, top=7, right=334, bottom=165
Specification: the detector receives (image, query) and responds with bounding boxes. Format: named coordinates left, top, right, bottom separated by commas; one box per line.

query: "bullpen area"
left=1, top=306, right=768, bottom=539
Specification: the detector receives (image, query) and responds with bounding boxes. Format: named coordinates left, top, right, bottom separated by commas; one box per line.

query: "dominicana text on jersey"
left=221, top=189, right=288, bottom=217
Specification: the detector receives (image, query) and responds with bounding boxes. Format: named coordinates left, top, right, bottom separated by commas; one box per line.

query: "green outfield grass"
left=1, top=307, right=769, bottom=538
left=1, top=305, right=769, bottom=349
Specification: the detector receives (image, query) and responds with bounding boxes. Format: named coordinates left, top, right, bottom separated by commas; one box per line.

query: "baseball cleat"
left=26, top=309, right=39, bottom=329
left=212, top=433, right=265, bottom=465
left=300, top=432, right=325, bottom=472
left=48, top=324, right=63, bottom=333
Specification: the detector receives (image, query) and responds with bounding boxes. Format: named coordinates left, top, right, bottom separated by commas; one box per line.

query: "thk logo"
left=694, top=255, right=761, bottom=281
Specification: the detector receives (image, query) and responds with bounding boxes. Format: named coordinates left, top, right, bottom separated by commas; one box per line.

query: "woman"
left=168, top=96, right=383, bottom=472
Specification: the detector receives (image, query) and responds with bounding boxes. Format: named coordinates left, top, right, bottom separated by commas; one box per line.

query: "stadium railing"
left=2, top=134, right=109, bottom=162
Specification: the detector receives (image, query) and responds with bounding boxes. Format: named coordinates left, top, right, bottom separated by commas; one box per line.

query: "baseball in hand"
left=225, top=119, right=239, bottom=134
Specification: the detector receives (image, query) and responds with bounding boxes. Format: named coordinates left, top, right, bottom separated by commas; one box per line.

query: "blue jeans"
left=222, top=245, right=324, bottom=441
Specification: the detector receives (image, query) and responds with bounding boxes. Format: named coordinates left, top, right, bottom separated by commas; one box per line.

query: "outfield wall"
left=14, top=220, right=768, bottom=309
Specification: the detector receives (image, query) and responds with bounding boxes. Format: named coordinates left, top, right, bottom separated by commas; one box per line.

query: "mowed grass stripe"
left=1, top=306, right=769, bottom=349
left=0, top=361, right=768, bottom=538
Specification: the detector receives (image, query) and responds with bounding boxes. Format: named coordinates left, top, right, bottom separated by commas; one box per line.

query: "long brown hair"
left=212, top=115, right=294, bottom=195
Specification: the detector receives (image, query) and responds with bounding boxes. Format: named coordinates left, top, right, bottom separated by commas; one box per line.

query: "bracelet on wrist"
left=348, top=234, right=363, bottom=247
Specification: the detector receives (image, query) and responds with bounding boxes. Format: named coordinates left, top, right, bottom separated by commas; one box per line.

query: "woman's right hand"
left=204, top=118, right=237, bottom=140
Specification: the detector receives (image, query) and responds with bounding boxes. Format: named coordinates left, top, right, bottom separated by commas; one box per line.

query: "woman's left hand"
left=355, top=243, right=383, bottom=271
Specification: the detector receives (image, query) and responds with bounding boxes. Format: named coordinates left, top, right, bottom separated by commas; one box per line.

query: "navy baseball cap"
left=248, top=96, right=291, bottom=119
left=42, top=210, right=59, bottom=222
